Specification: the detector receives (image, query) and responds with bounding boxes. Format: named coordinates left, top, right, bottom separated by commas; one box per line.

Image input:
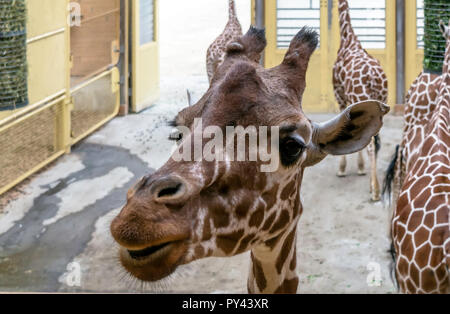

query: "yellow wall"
left=0, top=0, right=121, bottom=195
left=259, top=0, right=422, bottom=112
left=131, top=0, right=160, bottom=112
left=27, top=0, right=69, bottom=105
left=405, top=0, right=424, bottom=93
left=27, top=0, right=67, bottom=39
left=0, top=0, right=69, bottom=121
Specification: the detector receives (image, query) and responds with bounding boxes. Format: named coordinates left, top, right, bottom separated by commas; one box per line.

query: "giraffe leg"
left=333, top=84, right=347, bottom=178
left=368, top=137, right=380, bottom=201
left=337, top=155, right=347, bottom=177
left=357, top=150, right=366, bottom=175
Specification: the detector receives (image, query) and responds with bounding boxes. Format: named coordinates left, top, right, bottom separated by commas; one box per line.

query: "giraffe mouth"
left=126, top=241, right=174, bottom=261
left=118, top=239, right=188, bottom=282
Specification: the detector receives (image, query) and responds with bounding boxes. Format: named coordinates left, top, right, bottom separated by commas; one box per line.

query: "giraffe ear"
left=304, top=100, right=390, bottom=167
left=226, top=26, right=267, bottom=63
left=171, top=93, right=208, bottom=131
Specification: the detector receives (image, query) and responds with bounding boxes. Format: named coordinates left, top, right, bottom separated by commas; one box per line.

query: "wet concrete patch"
left=0, top=143, right=152, bottom=292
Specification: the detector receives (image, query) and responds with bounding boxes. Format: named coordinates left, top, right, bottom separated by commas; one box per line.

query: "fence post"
left=255, top=0, right=265, bottom=66
left=396, top=0, right=405, bottom=105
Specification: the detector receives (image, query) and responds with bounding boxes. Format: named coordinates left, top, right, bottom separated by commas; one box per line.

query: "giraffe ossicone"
left=111, top=26, right=390, bottom=294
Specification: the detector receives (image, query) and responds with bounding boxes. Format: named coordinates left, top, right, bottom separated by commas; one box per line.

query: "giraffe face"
left=110, top=27, right=389, bottom=283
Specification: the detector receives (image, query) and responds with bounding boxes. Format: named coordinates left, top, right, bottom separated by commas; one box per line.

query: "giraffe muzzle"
left=117, top=238, right=188, bottom=282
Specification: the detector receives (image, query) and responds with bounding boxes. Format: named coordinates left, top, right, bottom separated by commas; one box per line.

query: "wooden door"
left=130, top=0, right=160, bottom=112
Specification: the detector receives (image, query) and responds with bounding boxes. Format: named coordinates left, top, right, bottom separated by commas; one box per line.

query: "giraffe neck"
left=338, top=0, right=359, bottom=48
left=443, top=34, right=450, bottom=75
left=228, top=0, right=238, bottom=21
left=247, top=224, right=299, bottom=293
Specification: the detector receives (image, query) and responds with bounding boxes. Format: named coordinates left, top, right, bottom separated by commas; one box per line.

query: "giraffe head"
left=440, top=20, right=450, bottom=74
left=440, top=21, right=450, bottom=93
left=439, top=19, right=450, bottom=39
left=111, top=27, right=389, bottom=284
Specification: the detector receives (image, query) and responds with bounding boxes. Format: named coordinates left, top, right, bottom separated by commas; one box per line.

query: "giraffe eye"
left=280, top=136, right=306, bottom=166
left=169, top=130, right=183, bottom=142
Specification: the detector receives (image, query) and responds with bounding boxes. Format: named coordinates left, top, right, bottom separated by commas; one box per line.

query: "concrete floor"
left=0, top=107, right=404, bottom=294
left=0, top=0, right=404, bottom=293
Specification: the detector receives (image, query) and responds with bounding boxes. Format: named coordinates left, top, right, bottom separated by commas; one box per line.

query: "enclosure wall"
left=0, top=0, right=122, bottom=195
left=255, top=0, right=425, bottom=112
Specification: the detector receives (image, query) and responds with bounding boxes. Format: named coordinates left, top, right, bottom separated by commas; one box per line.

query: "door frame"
left=130, top=0, right=160, bottom=113
left=405, top=0, right=424, bottom=93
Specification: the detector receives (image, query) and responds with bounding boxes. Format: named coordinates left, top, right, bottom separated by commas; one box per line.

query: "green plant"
left=0, top=0, right=28, bottom=111
left=423, top=0, right=450, bottom=73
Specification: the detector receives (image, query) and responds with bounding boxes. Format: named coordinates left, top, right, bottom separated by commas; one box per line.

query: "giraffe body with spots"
left=206, top=0, right=242, bottom=83
left=386, top=20, right=450, bottom=294
left=388, top=72, right=442, bottom=204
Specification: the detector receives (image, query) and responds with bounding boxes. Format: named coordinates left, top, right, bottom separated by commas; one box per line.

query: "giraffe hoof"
left=370, top=195, right=381, bottom=202
left=336, top=171, right=346, bottom=177
left=357, top=170, right=367, bottom=176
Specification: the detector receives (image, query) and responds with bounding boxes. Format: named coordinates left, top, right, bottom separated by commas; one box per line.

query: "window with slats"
left=346, top=0, right=386, bottom=49
left=417, top=0, right=424, bottom=48
left=276, top=0, right=321, bottom=49
left=140, top=0, right=155, bottom=45
left=276, top=0, right=387, bottom=50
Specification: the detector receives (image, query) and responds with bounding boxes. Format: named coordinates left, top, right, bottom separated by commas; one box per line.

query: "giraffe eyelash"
left=167, top=119, right=178, bottom=128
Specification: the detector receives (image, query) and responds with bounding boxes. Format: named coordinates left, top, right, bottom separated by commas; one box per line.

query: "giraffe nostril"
left=151, top=176, right=188, bottom=204
left=157, top=183, right=182, bottom=198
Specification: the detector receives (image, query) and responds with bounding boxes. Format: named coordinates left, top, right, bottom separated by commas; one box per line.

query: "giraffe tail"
left=382, top=144, right=399, bottom=205
left=383, top=145, right=402, bottom=292
left=388, top=241, right=400, bottom=292
left=374, top=134, right=381, bottom=157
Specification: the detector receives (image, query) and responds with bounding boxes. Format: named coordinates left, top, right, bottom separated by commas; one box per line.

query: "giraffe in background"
left=384, top=20, right=450, bottom=294
left=383, top=69, right=442, bottom=206
left=332, top=0, right=389, bottom=201
left=206, top=0, right=243, bottom=83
